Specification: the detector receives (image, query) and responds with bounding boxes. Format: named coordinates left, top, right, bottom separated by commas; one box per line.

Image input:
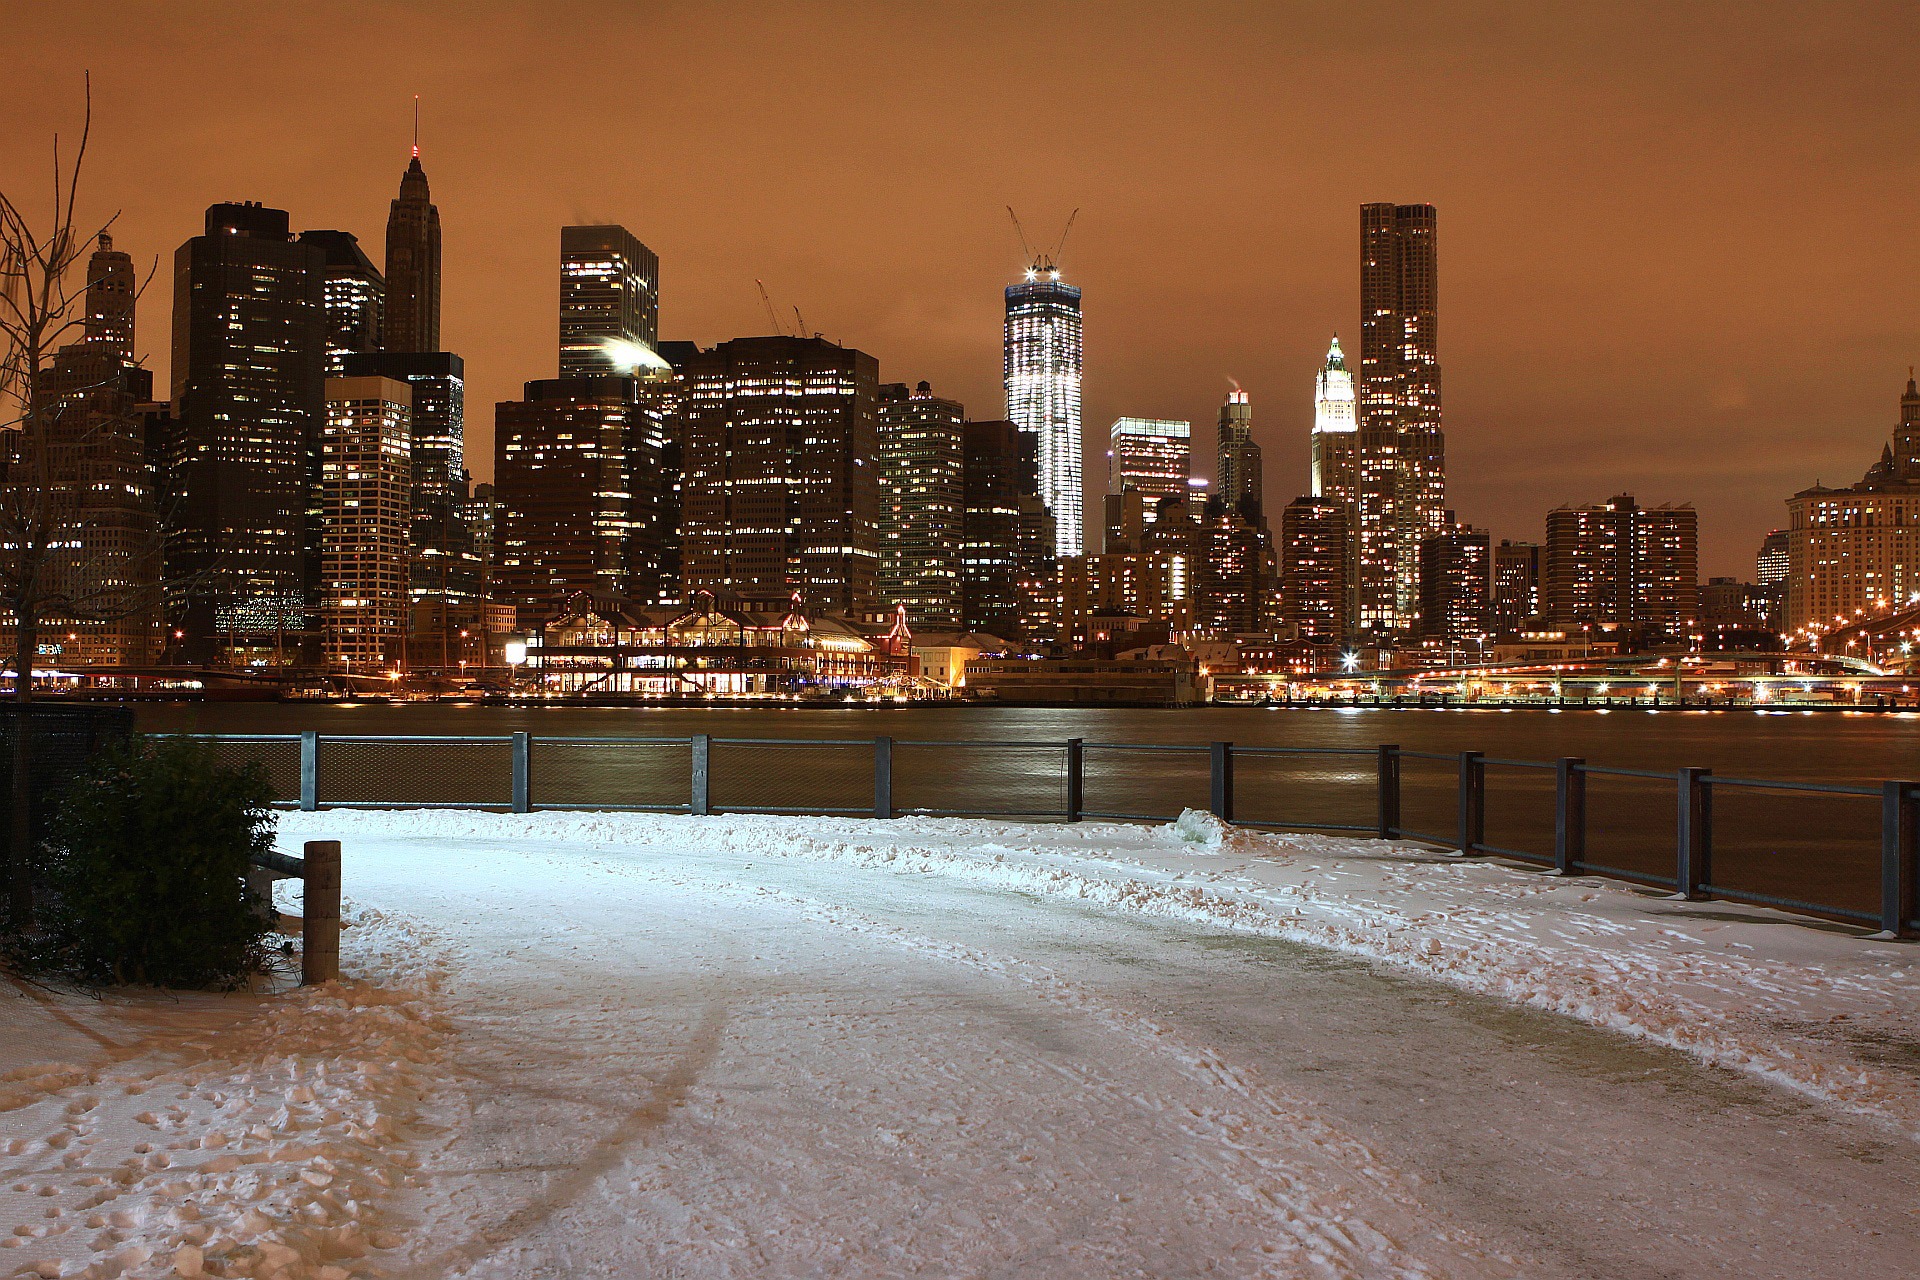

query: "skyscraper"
left=1216, top=387, right=1262, bottom=517
left=1492, top=540, right=1542, bottom=635
left=168, top=202, right=327, bottom=659
left=493, top=376, right=669, bottom=624
left=878, top=381, right=965, bottom=627
left=4, top=233, right=163, bottom=664
left=961, top=419, right=1050, bottom=642
left=300, top=230, right=384, bottom=376
left=320, top=376, right=412, bottom=667
left=1108, top=417, right=1191, bottom=512
left=1310, top=335, right=1358, bottom=503
left=1357, top=203, right=1443, bottom=635
left=1004, top=263, right=1083, bottom=557
left=1193, top=498, right=1275, bottom=635
left=384, top=150, right=441, bottom=354
left=559, top=224, right=662, bottom=376
left=678, top=336, right=880, bottom=613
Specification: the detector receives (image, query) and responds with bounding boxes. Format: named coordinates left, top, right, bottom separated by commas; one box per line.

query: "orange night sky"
left=8, top=1, right=1918, bottom=576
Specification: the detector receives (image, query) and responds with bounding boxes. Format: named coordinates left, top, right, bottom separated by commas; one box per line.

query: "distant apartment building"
left=1491, top=539, right=1541, bottom=635
left=1418, top=522, right=1492, bottom=646
left=1059, top=552, right=1192, bottom=648
left=1279, top=496, right=1350, bottom=644
left=1784, top=377, right=1920, bottom=633
left=961, top=419, right=1049, bottom=642
left=1544, top=493, right=1698, bottom=631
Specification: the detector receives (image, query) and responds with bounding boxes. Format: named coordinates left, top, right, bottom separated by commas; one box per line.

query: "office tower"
left=678, top=336, right=879, bottom=613
left=877, top=381, right=965, bottom=627
left=1193, top=498, right=1275, bottom=635
left=384, top=150, right=441, bottom=354
left=320, top=377, right=412, bottom=667
left=560, top=225, right=662, bottom=376
left=1357, top=203, right=1443, bottom=635
left=300, top=230, right=384, bottom=375
left=1756, top=529, right=1789, bottom=587
left=1418, top=522, right=1493, bottom=646
left=1216, top=387, right=1262, bottom=518
left=1279, top=497, right=1350, bottom=645
left=962, top=419, right=1050, bottom=641
left=1491, top=539, right=1542, bottom=635
left=1700, top=578, right=1773, bottom=628
left=1108, top=417, right=1191, bottom=516
left=1785, top=376, right=1920, bottom=631
left=1545, top=493, right=1699, bottom=632
left=1311, top=335, right=1358, bottom=502
left=3, top=233, right=163, bottom=664
left=1004, top=263, right=1083, bottom=557
left=168, top=202, right=327, bottom=660
left=494, top=376, right=669, bottom=625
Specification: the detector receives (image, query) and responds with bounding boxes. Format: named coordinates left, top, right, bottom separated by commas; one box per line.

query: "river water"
left=133, top=702, right=1920, bottom=922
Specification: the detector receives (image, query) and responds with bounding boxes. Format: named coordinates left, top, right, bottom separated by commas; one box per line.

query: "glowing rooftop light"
left=599, top=337, right=671, bottom=373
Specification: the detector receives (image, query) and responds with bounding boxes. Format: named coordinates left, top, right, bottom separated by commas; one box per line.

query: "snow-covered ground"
left=3, top=811, right=1917, bottom=1278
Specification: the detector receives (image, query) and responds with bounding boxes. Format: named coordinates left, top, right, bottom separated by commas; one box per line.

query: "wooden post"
left=301, top=840, right=341, bottom=986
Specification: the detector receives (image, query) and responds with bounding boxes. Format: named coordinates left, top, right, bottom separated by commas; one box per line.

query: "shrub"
left=30, top=737, right=277, bottom=987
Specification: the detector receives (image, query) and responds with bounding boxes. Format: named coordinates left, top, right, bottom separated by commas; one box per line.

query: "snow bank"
left=0, top=907, right=448, bottom=1279
left=278, top=808, right=1920, bottom=1141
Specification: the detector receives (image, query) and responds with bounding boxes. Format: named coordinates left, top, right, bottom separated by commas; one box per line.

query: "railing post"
left=511, top=731, right=531, bottom=813
left=1209, top=741, right=1234, bottom=822
left=1553, top=757, right=1585, bottom=874
left=1456, top=751, right=1485, bottom=854
left=690, top=734, right=711, bottom=816
left=1677, top=767, right=1712, bottom=899
left=299, top=730, right=318, bottom=812
left=1065, top=738, right=1084, bottom=822
left=1377, top=744, right=1401, bottom=839
left=1878, top=780, right=1917, bottom=938
left=301, top=840, right=341, bottom=986
left=874, top=735, right=894, bottom=819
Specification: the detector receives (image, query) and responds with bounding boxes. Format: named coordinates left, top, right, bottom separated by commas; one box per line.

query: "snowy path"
left=4, top=814, right=1918, bottom=1278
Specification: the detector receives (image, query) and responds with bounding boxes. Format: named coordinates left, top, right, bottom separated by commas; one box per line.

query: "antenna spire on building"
left=412, top=95, right=420, bottom=159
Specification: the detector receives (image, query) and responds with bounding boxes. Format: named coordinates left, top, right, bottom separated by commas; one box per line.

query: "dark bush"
left=28, top=736, right=277, bottom=987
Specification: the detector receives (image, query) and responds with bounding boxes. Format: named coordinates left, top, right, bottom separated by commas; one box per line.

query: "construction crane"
left=755, top=279, right=787, bottom=335
left=1006, top=206, right=1079, bottom=278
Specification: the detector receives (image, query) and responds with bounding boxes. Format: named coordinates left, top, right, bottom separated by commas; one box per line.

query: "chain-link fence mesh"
left=1707, top=782, right=1882, bottom=921
left=1081, top=744, right=1210, bottom=821
left=319, top=738, right=513, bottom=807
left=894, top=741, right=1068, bottom=817
left=1479, top=762, right=1556, bottom=863
left=1580, top=770, right=1680, bottom=886
left=201, top=736, right=303, bottom=805
left=1235, top=750, right=1375, bottom=832
left=710, top=739, right=871, bottom=814
left=532, top=738, right=691, bottom=810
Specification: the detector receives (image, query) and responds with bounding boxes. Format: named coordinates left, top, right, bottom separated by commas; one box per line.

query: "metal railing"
left=170, top=733, right=1920, bottom=940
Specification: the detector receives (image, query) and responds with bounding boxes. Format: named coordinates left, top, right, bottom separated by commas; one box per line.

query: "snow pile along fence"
left=162, top=732, right=1920, bottom=938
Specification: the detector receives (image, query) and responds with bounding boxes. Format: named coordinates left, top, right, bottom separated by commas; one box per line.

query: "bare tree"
left=0, top=77, right=168, bottom=922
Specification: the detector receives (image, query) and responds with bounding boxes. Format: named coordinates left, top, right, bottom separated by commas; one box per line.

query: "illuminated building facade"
left=1357, top=204, right=1443, bottom=635
left=384, top=153, right=440, bottom=354
left=961, top=419, right=1050, bottom=642
left=1756, top=529, right=1789, bottom=586
left=1417, top=522, right=1492, bottom=645
left=298, top=230, right=383, bottom=376
left=1108, top=417, right=1191, bottom=519
left=320, top=377, right=412, bottom=667
left=3, top=233, right=163, bottom=664
left=494, top=376, right=669, bottom=625
left=679, top=336, right=880, bottom=614
left=559, top=224, right=662, bottom=376
left=1545, top=493, right=1698, bottom=632
left=1311, top=335, right=1358, bottom=503
left=168, top=202, right=328, bottom=661
left=1193, top=499, right=1275, bottom=635
left=1491, top=539, right=1541, bottom=636
left=878, top=381, right=964, bottom=627
left=1216, top=388, right=1262, bottom=518
left=1785, top=376, right=1920, bottom=632
left=1279, top=497, right=1349, bottom=645
left=1060, top=552, right=1192, bottom=648
left=1004, top=270, right=1083, bottom=557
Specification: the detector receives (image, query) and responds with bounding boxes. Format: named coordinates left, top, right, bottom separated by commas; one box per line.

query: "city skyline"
left=7, top=3, right=1920, bottom=579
